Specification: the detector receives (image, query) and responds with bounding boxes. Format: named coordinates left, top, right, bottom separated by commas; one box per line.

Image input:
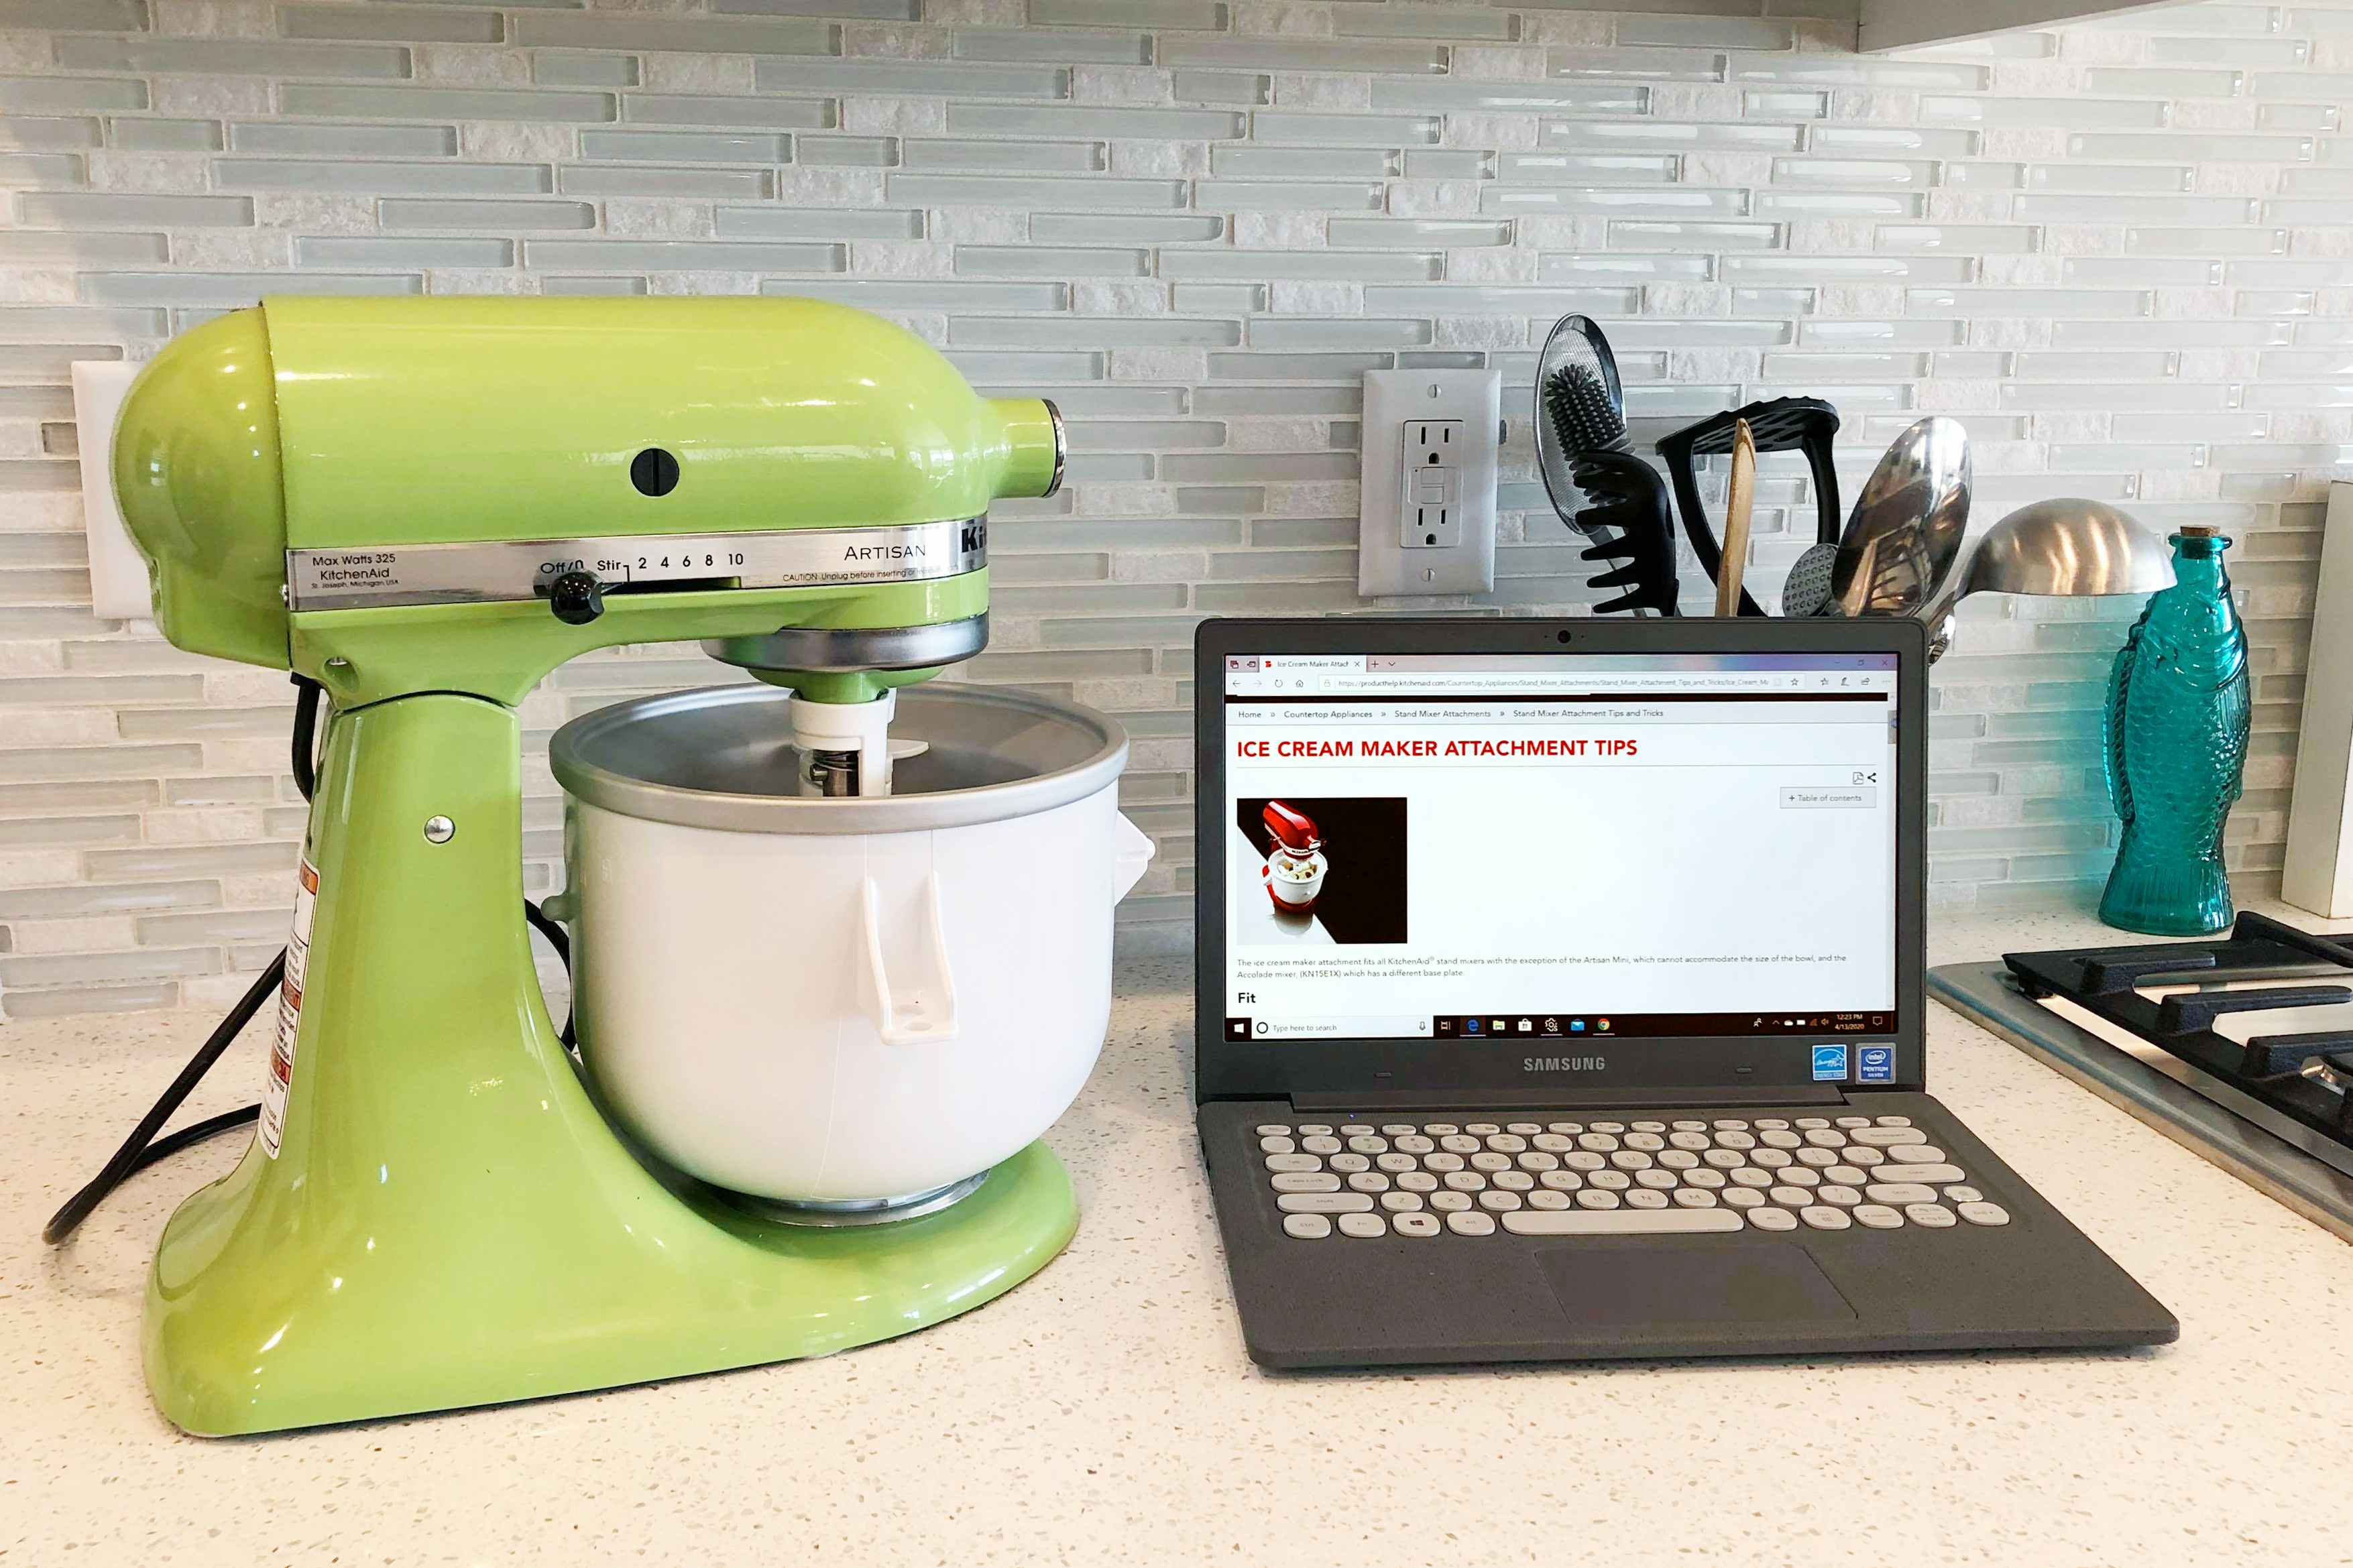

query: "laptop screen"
left=1218, top=650, right=1900, bottom=1061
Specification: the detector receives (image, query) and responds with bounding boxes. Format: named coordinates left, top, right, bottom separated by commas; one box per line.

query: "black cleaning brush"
left=1541, top=361, right=1627, bottom=456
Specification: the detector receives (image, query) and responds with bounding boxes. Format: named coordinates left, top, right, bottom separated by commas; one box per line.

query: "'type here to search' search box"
left=1780, top=786, right=1878, bottom=809
left=1250, top=1016, right=1432, bottom=1039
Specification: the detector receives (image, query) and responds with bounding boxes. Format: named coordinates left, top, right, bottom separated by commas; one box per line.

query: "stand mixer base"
left=141, top=694, right=1078, bottom=1437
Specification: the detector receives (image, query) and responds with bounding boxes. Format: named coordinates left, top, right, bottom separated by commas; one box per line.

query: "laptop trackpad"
left=1536, top=1244, right=1857, bottom=1327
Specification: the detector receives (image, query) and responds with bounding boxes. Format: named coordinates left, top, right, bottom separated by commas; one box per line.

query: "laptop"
left=1192, top=615, right=2177, bottom=1368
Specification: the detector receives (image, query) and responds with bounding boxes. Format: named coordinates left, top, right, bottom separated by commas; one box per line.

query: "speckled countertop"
left=6, top=903, right=2352, bottom=1567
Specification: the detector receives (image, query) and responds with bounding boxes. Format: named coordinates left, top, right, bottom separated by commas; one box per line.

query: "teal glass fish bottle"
left=2098, top=526, right=2250, bottom=935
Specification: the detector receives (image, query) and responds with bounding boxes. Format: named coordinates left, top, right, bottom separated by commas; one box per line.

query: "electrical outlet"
left=1358, top=370, right=1499, bottom=597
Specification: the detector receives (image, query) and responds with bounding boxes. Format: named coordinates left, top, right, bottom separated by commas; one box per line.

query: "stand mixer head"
left=106, top=296, right=1084, bottom=1436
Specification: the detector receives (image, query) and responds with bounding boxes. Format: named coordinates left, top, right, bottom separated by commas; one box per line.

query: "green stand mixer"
left=106, top=296, right=1084, bottom=1436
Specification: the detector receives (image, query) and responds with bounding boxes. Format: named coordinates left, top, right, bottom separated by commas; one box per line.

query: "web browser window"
left=1220, top=651, right=1899, bottom=1050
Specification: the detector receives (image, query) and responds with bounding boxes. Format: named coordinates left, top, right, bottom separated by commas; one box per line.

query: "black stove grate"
left=2004, top=912, right=2353, bottom=1141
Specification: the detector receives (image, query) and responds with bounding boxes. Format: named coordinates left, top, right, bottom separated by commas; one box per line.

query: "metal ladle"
left=1818, top=415, right=1973, bottom=621
left=1921, top=496, right=2177, bottom=659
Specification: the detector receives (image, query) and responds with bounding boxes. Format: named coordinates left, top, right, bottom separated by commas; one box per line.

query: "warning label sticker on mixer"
left=259, top=857, right=319, bottom=1159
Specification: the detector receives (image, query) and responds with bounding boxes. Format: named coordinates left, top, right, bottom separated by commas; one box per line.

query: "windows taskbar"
left=1223, top=1011, right=1894, bottom=1042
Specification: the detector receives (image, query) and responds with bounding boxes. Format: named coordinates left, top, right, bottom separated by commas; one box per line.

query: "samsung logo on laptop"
left=1523, top=1055, right=1607, bottom=1073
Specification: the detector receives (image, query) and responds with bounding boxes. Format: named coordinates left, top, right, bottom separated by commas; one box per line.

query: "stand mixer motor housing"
left=109, top=296, right=1077, bottom=1435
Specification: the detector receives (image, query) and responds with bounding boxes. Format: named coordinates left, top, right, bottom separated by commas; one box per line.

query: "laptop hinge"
left=1288, top=1085, right=1848, bottom=1112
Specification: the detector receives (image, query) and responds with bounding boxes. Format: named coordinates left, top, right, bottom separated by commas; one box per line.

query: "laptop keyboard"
left=1257, top=1113, right=2011, bottom=1239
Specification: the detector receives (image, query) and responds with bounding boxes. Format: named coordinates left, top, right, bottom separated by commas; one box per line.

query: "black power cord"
left=42, top=673, right=575, bottom=1245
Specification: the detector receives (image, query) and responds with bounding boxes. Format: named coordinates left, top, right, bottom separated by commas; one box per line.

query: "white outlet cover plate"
left=71, top=359, right=149, bottom=622
left=1357, top=367, right=1501, bottom=598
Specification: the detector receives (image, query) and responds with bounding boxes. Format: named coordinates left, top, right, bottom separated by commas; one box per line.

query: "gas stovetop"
left=1931, top=912, right=2353, bottom=1244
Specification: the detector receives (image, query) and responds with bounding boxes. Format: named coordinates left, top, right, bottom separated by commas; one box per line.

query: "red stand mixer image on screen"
left=1260, top=800, right=1328, bottom=913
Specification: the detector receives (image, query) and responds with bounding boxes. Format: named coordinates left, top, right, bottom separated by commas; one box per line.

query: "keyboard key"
left=1684, top=1168, right=1726, bottom=1189
left=1703, top=1149, right=1748, bottom=1169
left=1298, top=1124, right=1334, bottom=1136
left=1465, top=1123, right=1501, bottom=1135
left=1823, top=1165, right=1868, bottom=1186
left=1610, top=1150, right=1654, bottom=1170
left=1752, top=1148, right=1792, bottom=1169
left=1795, top=1148, right=1840, bottom=1168
left=1259, top=1136, right=1296, bottom=1154
left=1255, top=1124, right=1290, bottom=1136
left=1440, top=1135, right=1481, bottom=1154
left=1836, top=1115, right=1871, bottom=1128
left=1340, top=1124, right=1374, bottom=1136
left=1517, top=1151, right=1560, bottom=1172
left=1503, top=1209, right=1743, bottom=1235
left=1624, top=1132, right=1666, bottom=1152
left=1430, top=1191, right=1473, bottom=1213
left=1875, top=1115, right=1912, bottom=1127
left=1470, top=1152, right=1513, bottom=1172
left=1485, top=1134, right=1528, bottom=1153
left=1669, top=1132, right=1712, bottom=1152
left=1723, top=1189, right=1764, bottom=1208
left=1447, top=1211, right=1497, bottom=1236
left=1562, top=1151, right=1607, bottom=1172
left=1795, top=1117, right=1829, bottom=1129
left=1864, top=1183, right=1937, bottom=1205
left=1591, top=1170, right=1632, bottom=1191
left=1425, top=1152, right=1465, bottom=1172
left=1578, top=1133, right=1621, bottom=1152
left=1886, top=1145, right=1948, bottom=1164
left=1283, top=1214, right=1332, bottom=1239
left=1800, top=1206, right=1851, bottom=1230
left=1854, top=1204, right=1904, bottom=1229
left=1347, top=1136, right=1388, bottom=1154
left=1729, top=1167, right=1773, bottom=1188
left=1506, top=1122, right=1543, bottom=1136
left=1631, top=1120, right=1666, bottom=1133
left=1778, top=1166, right=1820, bottom=1187
left=1760, top=1131, right=1801, bottom=1150
left=1532, top=1134, right=1575, bottom=1153
left=1576, top=1189, right=1622, bottom=1210
left=1397, top=1172, right=1438, bottom=1193
left=1381, top=1124, right=1416, bottom=1136
left=1424, top=1123, right=1459, bottom=1136
left=1538, top=1170, right=1583, bottom=1191
left=1672, top=1188, right=1719, bottom=1208
left=1271, top=1172, right=1340, bottom=1193
left=1658, top=1150, right=1700, bottom=1170
left=1625, top=1189, right=1670, bottom=1209
left=1589, top=1121, right=1625, bottom=1134
left=1380, top=1191, right=1425, bottom=1212
left=1265, top=1154, right=1322, bottom=1173
left=1330, top=1154, right=1371, bottom=1173
left=1754, top=1118, right=1790, bottom=1130
left=1770, top=1186, right=1812, bottom=1207
left=1529, top=1189, right=1572, bottom=1210
left=1746, top=1207, right=1798, bottom=1231
left=1394, top=1212, right=1441, bottom=1237
left=1803, top=1129, right=1845, bottom=1148
left=1396, top=1134, right=1436, bottom=1155
left=1946, top=1185, right=1983, bottom=1203
left=1672, top=1120, right=1709, bottom=1132
left=1635, top=1169, right=1678, bottom=1190
left=1302, top=1136, right=1341, bottom=1154
left=1845, top=1146, right=1886, bottom=1166
left=1853, top=1128, right=1927, bottom=1146
left=1347, top=1172, right=1390, bottom=1193
left=1338, top=1212, right=1387, bottom=1238
left=1279, top=1193, right=1373, bottom=1213
left=1711, top=1119, right=1749, bottom=1130
left=1443, top=1171, right=1487, bottom=1191
left=1819, top=1185, right=1861, bottom=1207
left=1546, top=1122, right=1583, bottom=1134
left=1906, top=1203, right=1957, bottom=1228
left=1377, top=1152, right=1418, bottom=1173
left=1715, top=1130, right=1758, bottom=1150
left=1958, top=1201, right=2011, bottom=1227
left=1478, top=1190, right=1524, bottom=1212
left=1889, top=1164, right=1965, bottom=1185
left=1493, top=1170, right=1535, bottom=1191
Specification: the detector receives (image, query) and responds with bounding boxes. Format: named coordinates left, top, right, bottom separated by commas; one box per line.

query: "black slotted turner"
left=1654, top=397, right=1841, bottom=618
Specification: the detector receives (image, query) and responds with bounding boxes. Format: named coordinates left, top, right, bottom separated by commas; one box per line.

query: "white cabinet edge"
left=1859, top=0, right=2174, bottom=53
left=2283, top=480, right=2353, bottom=918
